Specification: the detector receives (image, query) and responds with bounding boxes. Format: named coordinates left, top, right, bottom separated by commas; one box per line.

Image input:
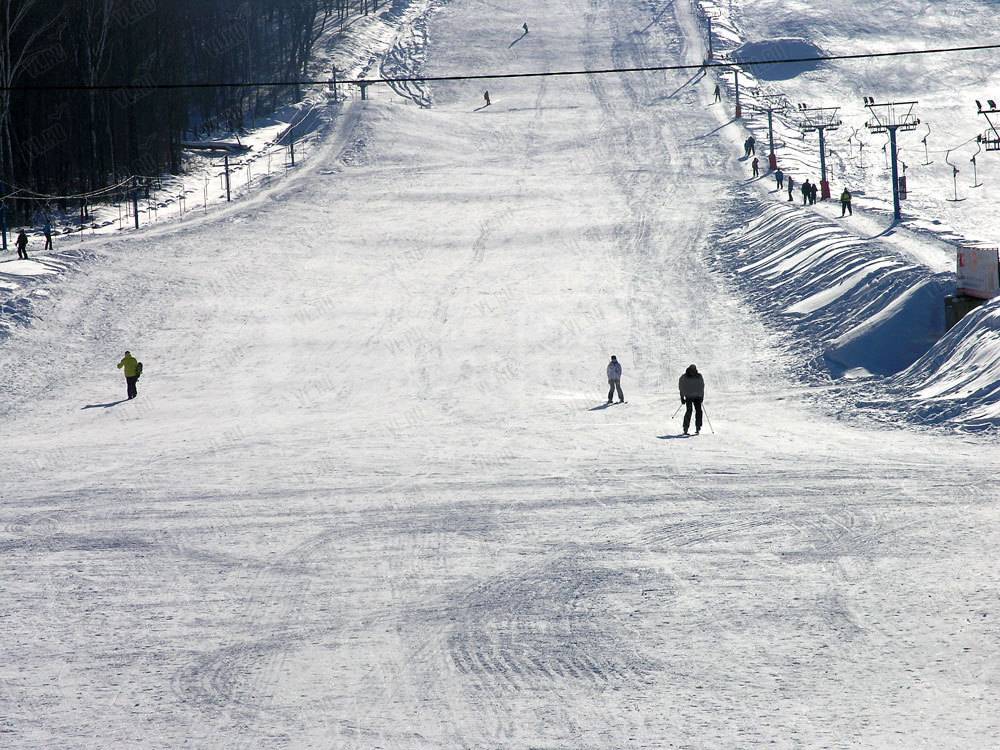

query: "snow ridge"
left=879, top=299, right=1000, bottom=429
left=711, top=189, right=950, bottom=382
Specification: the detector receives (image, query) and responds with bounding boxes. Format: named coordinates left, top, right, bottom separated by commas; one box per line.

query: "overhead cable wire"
left=3, top=41, right=1000, bottom=92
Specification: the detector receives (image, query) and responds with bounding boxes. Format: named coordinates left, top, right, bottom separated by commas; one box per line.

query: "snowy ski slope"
left=3, top=0, right=1000, bottom=748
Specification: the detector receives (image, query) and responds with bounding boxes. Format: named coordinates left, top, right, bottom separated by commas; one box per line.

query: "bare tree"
left=81, top=0, right=117, bottom=188
left=0, top=0, right=63, bottom=187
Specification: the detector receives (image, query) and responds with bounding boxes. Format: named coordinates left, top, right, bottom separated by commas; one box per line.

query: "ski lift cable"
left=4, top=41, right=1000, bottom=91
left=925, top=134, right=980, bottom=155
left=1, top=176, right=138, bottom=203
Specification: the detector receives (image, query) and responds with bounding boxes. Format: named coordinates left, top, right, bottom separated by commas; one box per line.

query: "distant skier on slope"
left=801, top=180, right=811, bottom=205
left=117, top=350, right=141, bottom=400
left=809, top=181, right=819, bottom=205
left=607, top=355, right=625, bottom=404
left=714, top=84, right=722, bottom=102
left=743, top=137, right=752, bottom=157
left=523, top=22, right=529, bottom=34
left=43, top=221, right=53, bottom=251
left=752, top=157, right=760, bottom=177
left=840, top=187, right=853, bottom=216
left=786, top=175, right=794, bottom=201
left=483, top=91, right=491, bottom=107
left=748, top=136, right=756, bottom=155
left=15, top=229, right=28, bottom=259
left=774, top=168, right=784, bottom=189
left=678, top=364, right=705, bottom=435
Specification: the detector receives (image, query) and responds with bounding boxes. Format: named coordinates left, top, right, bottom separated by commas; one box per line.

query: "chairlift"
left=945, top=150, right=966, bottom=202
left=921, top=123, right=933, bottom=165
left=971, top=140, right=983, bottom=188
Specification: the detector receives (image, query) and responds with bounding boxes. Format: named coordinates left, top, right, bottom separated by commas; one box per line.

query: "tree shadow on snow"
left=82, top=399, right=128, bottom=409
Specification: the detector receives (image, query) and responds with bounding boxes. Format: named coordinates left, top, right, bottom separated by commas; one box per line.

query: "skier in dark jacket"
left=787, top=175, right=794, bottom=201
left=15, top=229, right=28, bottom=259
left=714, top=84, right=722, bottom=102
left=774, top=168, right=784, bottom=189
left=801, top=180, right=810, bottom=205
left=43, top=221, right=53, bottom=251
left=809, top=181, right=819, bottom=205
left=607, top=355, right=624, bottom=404
left=483, top=91, right=491, bottom=107
left=678, top=364, right=705, bottom=435
left=752, top=157, right=760, bottom=177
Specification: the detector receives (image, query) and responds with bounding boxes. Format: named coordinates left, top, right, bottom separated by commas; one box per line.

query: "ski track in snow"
left=3, top=0, right=1000, bottom=748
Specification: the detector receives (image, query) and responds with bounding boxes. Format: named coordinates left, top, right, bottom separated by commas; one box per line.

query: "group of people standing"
left=606, top=356, right=706, bottom=435
left=767, top=164, right=854, bottom=216
left=6, top=221, right=54, bottom=260
left=800, top=179, right=820, bottom=205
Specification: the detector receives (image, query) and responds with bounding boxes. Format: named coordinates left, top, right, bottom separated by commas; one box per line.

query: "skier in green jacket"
left=840, top=187, right=853, bottom=216
left=117, top=351, right=140, bottom=400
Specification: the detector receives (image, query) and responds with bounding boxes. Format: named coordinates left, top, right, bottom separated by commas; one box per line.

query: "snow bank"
left=712, top=190, right=1000, bottom=428
left=712, top=191, right=948, bottom=379
left=877, top=299, right=1000, bottom=428
left=0, top=251, right=94, bottom=341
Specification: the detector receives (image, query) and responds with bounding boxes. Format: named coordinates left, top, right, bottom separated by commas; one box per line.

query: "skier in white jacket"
left=606, top=355, right=624, bottom=404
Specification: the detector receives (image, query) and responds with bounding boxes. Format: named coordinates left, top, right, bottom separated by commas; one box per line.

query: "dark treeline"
left=1, top=0, right=379, bottom=221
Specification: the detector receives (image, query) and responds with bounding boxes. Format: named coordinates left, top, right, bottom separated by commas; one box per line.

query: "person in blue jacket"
left=607, top=355, right=624, bottom=404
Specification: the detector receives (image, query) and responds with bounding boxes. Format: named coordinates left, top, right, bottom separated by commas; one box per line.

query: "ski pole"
left=703, top=405, right=715, bottom=434
left=671, top=402, right=683, bottom=419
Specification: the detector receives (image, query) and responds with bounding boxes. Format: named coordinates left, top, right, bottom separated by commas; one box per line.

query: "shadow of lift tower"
left=864, top=98, right=921, bottom=222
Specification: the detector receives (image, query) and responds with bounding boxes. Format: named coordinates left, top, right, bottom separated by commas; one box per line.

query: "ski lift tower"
left=975, top=98, right=1000, bottom=151
left=798, top=103, right=842, bottom=199
left=864, top=97, right=920, bottom=221
left=747, top=93, right=789, bottom=171
left=698, top=7, right=720, bottom=60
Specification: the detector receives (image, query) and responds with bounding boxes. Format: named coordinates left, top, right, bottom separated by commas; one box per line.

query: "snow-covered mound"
left=879, top=299, right=1000, bottom=427
left=0, top=251, right=92, bottom=342
left=730, top=38, right=823, bottom=80
left=712, top=191, right=949, bottom=379
left=712, top=190, right=1000, bottom=429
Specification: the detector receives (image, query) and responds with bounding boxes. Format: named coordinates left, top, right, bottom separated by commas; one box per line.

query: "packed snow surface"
left=3, top=0, right=1000, bottom=748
